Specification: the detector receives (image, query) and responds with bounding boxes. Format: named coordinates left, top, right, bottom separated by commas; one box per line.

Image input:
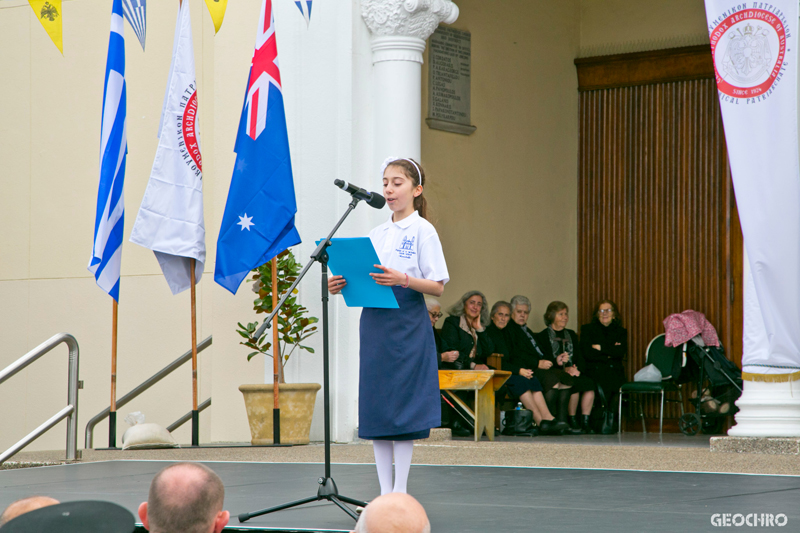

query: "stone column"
left=727, top=249, right=800, bottom=437
left=361, top=0, right=459, bottom=180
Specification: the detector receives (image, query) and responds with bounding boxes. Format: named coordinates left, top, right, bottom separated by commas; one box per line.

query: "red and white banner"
left=130, top=0, right=205, bottom=295
left=705, top=1, right=800, bottom=373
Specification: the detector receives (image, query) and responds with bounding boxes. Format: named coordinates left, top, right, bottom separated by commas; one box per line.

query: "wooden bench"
left=438, top=370, right=511, bottom=441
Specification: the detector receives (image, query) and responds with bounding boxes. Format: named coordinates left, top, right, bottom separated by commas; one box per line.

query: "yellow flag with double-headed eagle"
left=29, top=0, right=63, bottom=54
left=203, top=0, right=227, bottom=34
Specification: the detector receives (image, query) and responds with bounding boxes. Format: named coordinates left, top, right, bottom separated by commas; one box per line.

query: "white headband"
left=380, top=156, right=423, bottom=184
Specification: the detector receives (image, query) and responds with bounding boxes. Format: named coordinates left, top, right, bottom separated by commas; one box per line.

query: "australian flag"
left=214, top=0, right=301, bottom=294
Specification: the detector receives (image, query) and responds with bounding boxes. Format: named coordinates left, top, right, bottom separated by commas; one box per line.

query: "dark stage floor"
left=0, top=461, right=798, bottom=532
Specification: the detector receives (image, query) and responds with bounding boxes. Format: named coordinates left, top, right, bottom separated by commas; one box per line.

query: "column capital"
left=361, top=0, right=459, bottom=63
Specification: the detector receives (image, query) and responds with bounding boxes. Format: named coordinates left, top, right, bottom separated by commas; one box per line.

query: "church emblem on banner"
left=180, top=84, right=202, bottom=176
left=709, top=8, right=789, bottom=101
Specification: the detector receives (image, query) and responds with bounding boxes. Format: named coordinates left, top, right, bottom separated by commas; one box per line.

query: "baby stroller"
left=677, top=336, right=743, bottom=435
left=663, top=310, right=743, bottom=436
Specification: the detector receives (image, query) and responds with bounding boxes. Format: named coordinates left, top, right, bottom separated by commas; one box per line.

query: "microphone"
left=334, top=179, right=386, bottom=209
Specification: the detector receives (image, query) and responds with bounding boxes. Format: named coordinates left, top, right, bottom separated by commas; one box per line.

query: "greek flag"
left=88, top=0, right=127, bottom=302
left=122, top=0, right=146, bottom=51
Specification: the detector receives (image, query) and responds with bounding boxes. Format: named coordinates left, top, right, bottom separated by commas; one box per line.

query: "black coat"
left=433, top=327, right=449, bottom=370
left=579, top=320, right=627, bottom=400
left=485, top=323, right=511, bottom=359
left=504, top=321, right=546, bottom=377
left=440, top=315, right=494, bottom=370
left=534, top=327, right=586, bottom=369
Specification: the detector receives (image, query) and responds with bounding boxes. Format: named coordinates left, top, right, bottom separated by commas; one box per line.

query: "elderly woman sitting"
left=580, top=300, right=627, bottom=427
left=426, top=298, right=460, bottom=368
left=427, top=298, right=469, bottom=437
left=504, top=296, right=580, bottom=435
left=534, top=301, right=596, bottom=434
left=486, top=301, right=562, bottom=434
left=440, top=291, right=493, bottom=371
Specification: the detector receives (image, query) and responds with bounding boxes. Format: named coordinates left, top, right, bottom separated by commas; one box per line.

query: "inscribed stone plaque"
left=428, top=26, right=476, bottom=135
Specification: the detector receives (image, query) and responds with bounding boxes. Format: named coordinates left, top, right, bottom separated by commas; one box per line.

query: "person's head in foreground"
left=138, top=462, right=229, bottom=533
left=352, top=493, right=431, bottom=533
left=0, top=496, right=59, bottom=526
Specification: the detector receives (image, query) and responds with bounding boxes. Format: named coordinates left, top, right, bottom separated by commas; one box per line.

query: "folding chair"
left=618, top=333, right=684, bottom=434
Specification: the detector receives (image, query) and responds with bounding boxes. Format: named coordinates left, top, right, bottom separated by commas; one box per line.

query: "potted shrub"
left=237, top=249, right=321, bottom=445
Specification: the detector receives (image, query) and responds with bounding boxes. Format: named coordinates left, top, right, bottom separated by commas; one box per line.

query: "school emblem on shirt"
left=397, top=236, right=416, bottom=259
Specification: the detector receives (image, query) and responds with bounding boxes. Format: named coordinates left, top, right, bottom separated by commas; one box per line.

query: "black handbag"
left=595, top=385, right=617, bottom=435
left=501, top=409, right=535, bottom=436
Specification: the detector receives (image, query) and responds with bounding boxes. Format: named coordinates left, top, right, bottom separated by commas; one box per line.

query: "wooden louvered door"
left=575, top=47, right=743, bottom=429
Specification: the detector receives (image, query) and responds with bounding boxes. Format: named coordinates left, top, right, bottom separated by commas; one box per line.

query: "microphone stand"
left=239, top=195, right=369, bottom=523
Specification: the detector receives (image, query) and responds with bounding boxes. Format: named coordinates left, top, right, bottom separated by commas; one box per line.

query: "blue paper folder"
left=316, top=238, right=399, bottom=309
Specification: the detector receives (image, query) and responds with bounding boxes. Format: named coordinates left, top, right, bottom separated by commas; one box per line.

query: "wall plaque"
left=427, top=26, right=476, bottom=135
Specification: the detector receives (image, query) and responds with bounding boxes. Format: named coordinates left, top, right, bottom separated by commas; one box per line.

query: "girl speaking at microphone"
left=328, top=157, right=449, bottom=495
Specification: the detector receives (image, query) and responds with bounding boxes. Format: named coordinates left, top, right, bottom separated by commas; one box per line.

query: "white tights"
left=372, top=440, right=414, bottom=495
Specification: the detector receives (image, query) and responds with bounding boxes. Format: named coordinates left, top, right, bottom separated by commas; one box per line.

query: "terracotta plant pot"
left=239, top=383, right=321, bottom=445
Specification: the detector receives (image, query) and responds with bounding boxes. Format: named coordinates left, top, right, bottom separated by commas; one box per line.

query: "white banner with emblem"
left=704, top=1, right=800, bottom=373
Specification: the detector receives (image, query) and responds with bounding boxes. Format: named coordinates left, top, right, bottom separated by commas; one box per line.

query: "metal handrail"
left=167, top=397, right=211, bottom=433
left=0, top=333, right=80, bottom=464
left=85, top=335, right=212, bottom=449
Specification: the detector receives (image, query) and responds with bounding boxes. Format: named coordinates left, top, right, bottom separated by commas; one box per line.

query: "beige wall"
left=579, top=0, right=709, bottom=56
left=423, top=0, right=581, bottom=332
left=0, top=0, right=220, bottom=452
left=422, top=0, right=713, bottom=331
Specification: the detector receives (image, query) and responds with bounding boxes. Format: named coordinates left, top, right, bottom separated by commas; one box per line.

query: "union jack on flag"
left=214, top=0, right=301, bottom=294
left=245, top=0, right=282, bottom=141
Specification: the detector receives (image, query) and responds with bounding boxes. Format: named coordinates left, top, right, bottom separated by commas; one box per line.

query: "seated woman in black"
left=427, top=297, right=469, bottom=436
left=580, top=300, right=627, bottom=417
left=535, top=301, right=596, bottom=434
left=426, top=297, right=459, bottom=368
left=486, top=300, right=561, bottom=434
left=440, top=291, right=493, bottom=371
left=504, top=295, right=578, bottom=434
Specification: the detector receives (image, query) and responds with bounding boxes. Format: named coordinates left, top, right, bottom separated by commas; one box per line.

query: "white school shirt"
left=368, top=210, right=449, bottom=284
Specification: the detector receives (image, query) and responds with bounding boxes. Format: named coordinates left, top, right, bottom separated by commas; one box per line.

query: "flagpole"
left=272, top=257, right=281, bottom=444
left=190, top=258, right=199, bottom=446
left=109, top=299, right=118, bottom=448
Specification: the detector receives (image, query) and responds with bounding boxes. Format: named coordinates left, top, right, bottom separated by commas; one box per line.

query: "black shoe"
left=538, top=419, right=556, bottom=435
left=552, top=421, right=570, bottom=435
left=581, top=415, right=595, bottom=434
left=567, top=416, right=586, bottom=435
left=449, top=420, right=471, bottom=437
left=539, top=419, right=566, bottom=435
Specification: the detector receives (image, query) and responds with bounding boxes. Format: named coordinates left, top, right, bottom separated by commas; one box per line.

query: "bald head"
left=139, top=462, right=228, bottom=533
left=354, top=493, right=430, bottom=533
left=0, top=496, right=59, bottom=525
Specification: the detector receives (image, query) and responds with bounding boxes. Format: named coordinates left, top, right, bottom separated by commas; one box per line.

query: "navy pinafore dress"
left=358, top=286, right=441, bottom=440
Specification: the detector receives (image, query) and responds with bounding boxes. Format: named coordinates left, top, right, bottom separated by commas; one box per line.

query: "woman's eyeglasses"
left=598, top=309, right=613, bottom=314
left=429, top=312, right=443, bottom=319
